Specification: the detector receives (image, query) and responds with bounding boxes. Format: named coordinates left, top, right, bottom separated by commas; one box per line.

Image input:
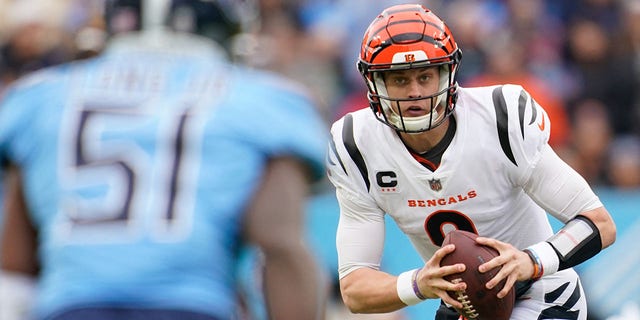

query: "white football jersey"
left=327, top=84, right=589, bottom=278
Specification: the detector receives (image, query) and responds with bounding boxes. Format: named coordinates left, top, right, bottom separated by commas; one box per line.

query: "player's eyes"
left=419, top=74, right=431, bottom=82
left=391, top=77, right=407, bottom=85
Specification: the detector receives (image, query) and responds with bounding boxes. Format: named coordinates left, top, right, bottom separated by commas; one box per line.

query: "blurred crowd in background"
left=0, top=1, right=638, bottom=319
left=0, top=0, right=639, bottom=190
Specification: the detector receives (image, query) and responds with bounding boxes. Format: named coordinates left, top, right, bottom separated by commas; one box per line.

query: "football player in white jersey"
left=326, top=4, right=616, bottom=320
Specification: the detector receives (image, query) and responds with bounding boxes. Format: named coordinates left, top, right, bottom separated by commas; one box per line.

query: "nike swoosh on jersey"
left=537, top=113, right=546, bottom=131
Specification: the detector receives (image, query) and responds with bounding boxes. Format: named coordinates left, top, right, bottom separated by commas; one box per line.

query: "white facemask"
left=371, top=65, right=450, bottom=132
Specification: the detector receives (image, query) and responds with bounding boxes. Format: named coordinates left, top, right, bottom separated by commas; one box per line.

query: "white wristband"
left=527, top=242, right=560, bottom=277
left=396, top=269, right=423, bottom=306
left=0, top=271, right=36, bottom=320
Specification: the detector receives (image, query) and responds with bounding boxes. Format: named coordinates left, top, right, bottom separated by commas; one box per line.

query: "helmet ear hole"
left=357, top=61, right=366, bottom=75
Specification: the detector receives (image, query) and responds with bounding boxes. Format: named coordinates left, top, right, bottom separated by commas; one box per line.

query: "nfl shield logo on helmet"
left=428, top=178, right=442, bottom=191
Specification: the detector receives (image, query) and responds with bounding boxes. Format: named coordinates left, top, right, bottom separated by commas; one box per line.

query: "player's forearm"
left=263, top=245, right=326, bottom=320
left=1, top=166, right=39, bottom=276
left=339, top=268, right=407, bottom=313
left=580, top=207, right=616, bottom=248
left=524, top=207, right=616, bottom=280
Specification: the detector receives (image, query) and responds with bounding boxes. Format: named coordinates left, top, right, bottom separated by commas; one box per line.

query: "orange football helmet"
left=358, top=4, right=462, bottom=133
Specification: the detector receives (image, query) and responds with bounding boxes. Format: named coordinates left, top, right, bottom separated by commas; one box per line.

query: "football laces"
left=452, top=278, right=479, bottom=319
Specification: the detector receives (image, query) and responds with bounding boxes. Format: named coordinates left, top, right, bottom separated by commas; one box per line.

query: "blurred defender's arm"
left=243, top=157, right=327, bottom=320
left=1, top=165, right=38, bottom=275
left=0, top=165, right=37, bottom=320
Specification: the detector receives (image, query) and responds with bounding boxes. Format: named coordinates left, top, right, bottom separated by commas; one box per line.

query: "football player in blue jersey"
left=0, top=1, right=328, bottom=319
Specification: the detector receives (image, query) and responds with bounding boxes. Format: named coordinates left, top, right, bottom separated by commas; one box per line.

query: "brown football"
left=440, top=230, right=515, bottom=320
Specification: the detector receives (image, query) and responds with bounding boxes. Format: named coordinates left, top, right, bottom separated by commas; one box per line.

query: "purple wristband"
left=411, top=269, right=426, bottom=300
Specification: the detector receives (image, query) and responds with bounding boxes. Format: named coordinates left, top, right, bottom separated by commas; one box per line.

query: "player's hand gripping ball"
left=440, top=230, right=515, bottom=320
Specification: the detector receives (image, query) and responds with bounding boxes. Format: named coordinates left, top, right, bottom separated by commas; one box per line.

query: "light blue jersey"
left=0, top=34, right=327, bottom=320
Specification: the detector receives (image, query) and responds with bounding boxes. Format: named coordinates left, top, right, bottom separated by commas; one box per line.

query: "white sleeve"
left=0, top=271, right=36, bottom=320
left=326, top=114, right=387, bottom=279
left=335, top=186, right=386, bottom=279
left=522, top=144, right=603, bottom=223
